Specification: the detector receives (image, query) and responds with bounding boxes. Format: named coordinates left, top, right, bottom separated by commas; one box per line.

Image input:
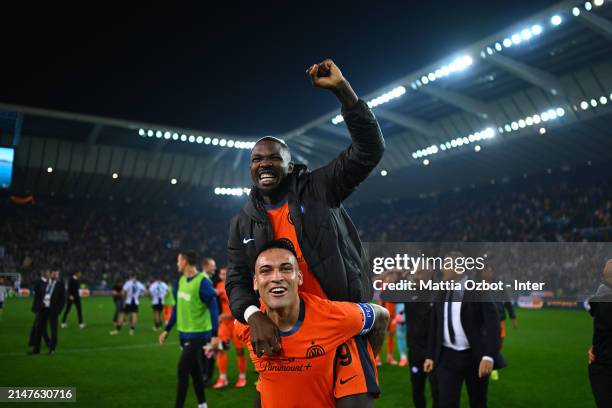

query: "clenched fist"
left=306, top=59, right=358, bottom=108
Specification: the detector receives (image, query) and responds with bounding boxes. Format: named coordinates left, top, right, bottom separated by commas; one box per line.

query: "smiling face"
left=250, top=140, right=293, bottom=193
left=253, top=247, right=302, bottom=311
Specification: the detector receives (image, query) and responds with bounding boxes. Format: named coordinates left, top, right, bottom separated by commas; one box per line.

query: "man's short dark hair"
left=201, top=257, right=215, bottom=267
left=179, top=250, right=198, bottom=266
left=255, top=239, right=298, bottom=262
left=252, top=136, right=291, bottom=160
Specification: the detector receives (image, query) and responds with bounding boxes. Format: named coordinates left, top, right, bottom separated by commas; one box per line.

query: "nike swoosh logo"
left=243, top=238, right=255, bottom=244
left=339, top=375, right=357, bottom=385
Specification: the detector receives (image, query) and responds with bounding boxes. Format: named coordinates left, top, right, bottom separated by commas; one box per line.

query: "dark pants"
left=29, top=314, right=49, bottom=348
left=437, top=347, right=489, bottom=408
left=175, top=338, right=208, bottom=408
left=589, top=363, right=612, bottom=408
left=62, top=297, right=83, bottom=324
left=113, top=298, right=123, bottom=322
left=409, top=350, right=439, bottom=408
left=33, top=309, right=59, bottom=352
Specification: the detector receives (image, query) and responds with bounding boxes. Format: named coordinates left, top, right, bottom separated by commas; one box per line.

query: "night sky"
left=3, top=0, right=558, bottom=136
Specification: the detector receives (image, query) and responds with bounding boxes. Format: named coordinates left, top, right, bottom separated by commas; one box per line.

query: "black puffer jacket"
left=226, top=99, right=385, bottom=322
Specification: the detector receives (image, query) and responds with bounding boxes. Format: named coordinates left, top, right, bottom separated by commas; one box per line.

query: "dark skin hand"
left=248, top=311, right=282, bottom=357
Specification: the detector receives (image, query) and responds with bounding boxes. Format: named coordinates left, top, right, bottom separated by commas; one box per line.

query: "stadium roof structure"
left=2, top=0, right=612, bottom=203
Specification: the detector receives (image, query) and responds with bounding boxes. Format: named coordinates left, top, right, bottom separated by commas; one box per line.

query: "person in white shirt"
left=149, top=278, right=168, bottom=331
left=110, top=274, right=146, bottom=336
left=424, top=251, right=500, bottom=408
left=0, top=277, right=7, bottom=319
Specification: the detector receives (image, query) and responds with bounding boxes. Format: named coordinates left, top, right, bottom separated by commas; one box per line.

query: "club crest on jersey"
left=306, top=341, right=325, bottom=359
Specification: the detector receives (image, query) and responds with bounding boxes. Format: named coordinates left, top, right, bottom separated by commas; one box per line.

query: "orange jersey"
left=383, top=302, right=396, bottom=332
left=236, top=293, right=375, bottom=408
left=215, top=281, right=231, bottom=315
left=265, top=202, right=327, bottom=299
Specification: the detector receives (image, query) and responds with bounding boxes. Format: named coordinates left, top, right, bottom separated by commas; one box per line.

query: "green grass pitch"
left=0, top=297, right=595, bottom=407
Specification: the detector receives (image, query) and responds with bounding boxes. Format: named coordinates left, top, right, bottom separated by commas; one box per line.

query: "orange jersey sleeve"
left=216, top=281, right=231, bottom=315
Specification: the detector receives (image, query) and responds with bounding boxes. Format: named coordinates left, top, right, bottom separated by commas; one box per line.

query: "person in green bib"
left=159, top=250, right=219, bottom=408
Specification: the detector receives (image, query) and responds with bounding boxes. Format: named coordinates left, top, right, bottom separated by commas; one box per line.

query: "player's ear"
left=287, top=161, right=294, bottom=174
left=297, top=270, right=303, bottom=286
left=253, top=276, right=258, bottom=292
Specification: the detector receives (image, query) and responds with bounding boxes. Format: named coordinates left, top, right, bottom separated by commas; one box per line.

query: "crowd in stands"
left=1, top=165, right=610, bottom=294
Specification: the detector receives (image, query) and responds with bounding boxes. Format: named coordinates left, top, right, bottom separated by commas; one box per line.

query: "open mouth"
left=258, top=170, right=277, bottom=185
left=269, top=287, right=287, bottom=297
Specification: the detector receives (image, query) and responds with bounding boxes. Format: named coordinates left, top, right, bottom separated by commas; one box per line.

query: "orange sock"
left=237, top=353, right=246, bottom=375
left=387, top=335, right=395, bottom=355
left=217, top=351, right=228, bottom=375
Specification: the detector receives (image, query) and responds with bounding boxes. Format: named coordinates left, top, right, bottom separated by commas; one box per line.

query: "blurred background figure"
left=587, top=259, right=612, bottom=408
left=61, top=270, right=85, bottom=329
left=149, top=277, right=169, bottom=331
left=30, top=268, right=65, bottom=355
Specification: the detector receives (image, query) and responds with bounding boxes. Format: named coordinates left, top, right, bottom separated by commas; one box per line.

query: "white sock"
left=238, top=373, right=246, bottom=379
left=219, top=374, right=227, bottom=381
left=198, top=403, right=207, bottom=408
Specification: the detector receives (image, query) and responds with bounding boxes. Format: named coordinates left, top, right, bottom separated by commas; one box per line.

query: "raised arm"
left=307, top=59, right=385, bottom=207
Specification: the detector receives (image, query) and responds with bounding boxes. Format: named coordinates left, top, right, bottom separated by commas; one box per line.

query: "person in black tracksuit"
left=404, top=268, right=439, bottom=408
left=588, top=260, right=612, bottom=407
left=111, top=282, right=124, bottom=325
left=62, top=271, right=84, bottom=327
left=226, top=59, right=384, bottom=407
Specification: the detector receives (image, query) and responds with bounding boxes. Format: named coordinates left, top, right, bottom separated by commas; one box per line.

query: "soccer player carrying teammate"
left=213, top=266, right=247, bottom=389
left=159, top=250, right=219, bottom=408
left=227, top=58, right=385, bottom=406
left=110, top=274, right=146, bottom=336
left=236, top=239, right=389, bottom=408
left=149, top=277, right=169, bottom=331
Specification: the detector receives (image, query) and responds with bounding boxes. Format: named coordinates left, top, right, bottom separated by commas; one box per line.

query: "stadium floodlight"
left=518, top=119, right=526, bottom=128
left=486, top=47, right=494, bottom=55
left=412, top=152, right=418, bottom=159
left=580, top=101, right=589, bottom=110
left=511, top=122, right=519, bottom=130
left=157, top=131, right=163, bottom=138
left=585, top=1, right=593, bottom=11
left=212, top=138, right=219, bottom=145
left=556, top=107, right=565, bottom=116
left=170, top=178, right=177, bottom=185
left=380, top=169, right=388, bottom=176
left=600, top=96, right=608, bottom=105
left=428, top=72, right=436, bottom=81
left=47, top=167, right=53, bottom=173
left=219, top=139, right=227, bottom=147
left=227, top=140, right=235, bottom=147
left=594, top=0, right=603, bottom=6
left=590, top=98, right=598, bottom=107
left=196, top=136, right=204, bottom=144
left=147, top=130, right=154, bottom=137
left=521, top=29, right=532, bottom=41
left=503, top=38, right=512, bottom=47
left=172, top=133, right=179, bottom=141
left=331, top=115, right=343, bottom=125
left=422, top=76, right=429, bottom=84
left=188, top=135, right=196, bottom=143
left=204, top=137, right=211, bottom=144
left=495, top=42, right=502, bottom=51
left=440, top=144, right=447, bottom=150
left=550, top=15, right=562, bottom=26
left=511, top=33, right=522, bottom=44
left=504, top=124, right=512, bottom=132
left=539, top=127, right=547, bottom=134
left=138, top=128, right=145, bottom=136
left=112, top=173, right=118, bottom=179
left=474, top=145, right=481, bottom=152
left=541, top=112, right=550, bottom=121
left=180, top=134, right=187, bottom=142
left=526, top=117, right=534, bottom=126
left=214, top=187, right=220, bottom=195
left=572, top=7, right=581, bottom=16
left=423, top=159, right=430, bottom=166
left=533, top=114, right=541, bottom=124
left=531, top=24, right=543, bottom=35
